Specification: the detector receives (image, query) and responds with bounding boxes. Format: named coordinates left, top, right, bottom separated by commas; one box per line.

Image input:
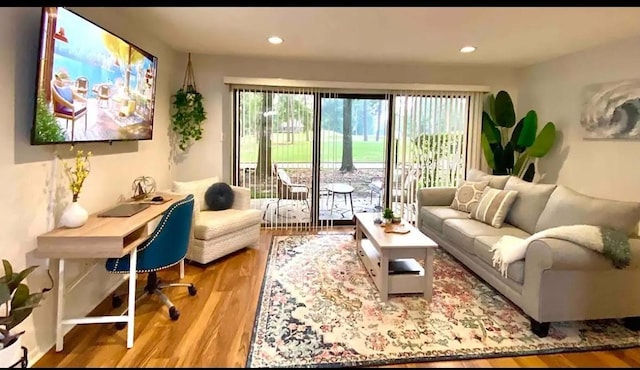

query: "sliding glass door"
left=232, top=86, right=473, bottom=230
left=234, top=88, right=315, bottom=228
left=316, top=93, right=390, bottom=226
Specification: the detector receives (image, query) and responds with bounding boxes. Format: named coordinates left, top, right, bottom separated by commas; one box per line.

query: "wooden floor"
left=35, top=228, right=640, bottom=368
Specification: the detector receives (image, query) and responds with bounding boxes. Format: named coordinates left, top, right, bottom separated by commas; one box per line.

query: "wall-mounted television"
left=31, top=7, right=158, bottom=145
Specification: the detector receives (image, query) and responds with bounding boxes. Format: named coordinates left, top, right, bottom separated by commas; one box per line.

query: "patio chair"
left=50, top=79, right=87, bottom=142
left=271, top=163, right=310, bottom=218
left=96, top=84, right=111, bottom=108
left=74, top=76, right=89, bottom=97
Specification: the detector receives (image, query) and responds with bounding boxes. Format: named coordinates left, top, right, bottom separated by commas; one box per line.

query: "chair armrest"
left=525, top=238, right=640, bottom=271
left=231, top=185, right=251, bottom=210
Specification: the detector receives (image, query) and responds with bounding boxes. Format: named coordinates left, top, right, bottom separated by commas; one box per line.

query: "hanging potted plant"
left=0, top=260, right=51, bottom=367
left=171, top=53, right=207, bottom=151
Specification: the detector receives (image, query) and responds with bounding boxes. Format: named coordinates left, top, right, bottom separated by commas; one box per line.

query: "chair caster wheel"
left=112, top=295, right=123, bottom=308
left=115, top=322, right=127, bottom=330
left=169, top=306, right=180, bottom=321
left=188, top=285, right=197, bottom=296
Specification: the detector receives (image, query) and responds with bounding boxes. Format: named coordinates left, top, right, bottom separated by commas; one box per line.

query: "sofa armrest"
left=416, top=187, right=456, bottom=208
left=525, top=238, right=640, bottom=271
left=231, top=185, right=251, bottom=210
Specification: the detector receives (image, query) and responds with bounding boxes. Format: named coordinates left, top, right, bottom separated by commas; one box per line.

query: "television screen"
left=31, top=7, right=158, bottom=145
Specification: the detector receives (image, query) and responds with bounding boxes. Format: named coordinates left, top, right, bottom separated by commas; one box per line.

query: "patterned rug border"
left=246, top=233, right=640, bottom=368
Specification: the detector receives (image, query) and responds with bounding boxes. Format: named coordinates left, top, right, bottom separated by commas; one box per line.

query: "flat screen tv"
left=31, top=7, right=158, bottom=145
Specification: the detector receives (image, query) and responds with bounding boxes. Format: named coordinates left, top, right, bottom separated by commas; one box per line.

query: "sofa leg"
left=623, top=316, right=640, bottom=331
left=530, top=318, right=549, bottom=338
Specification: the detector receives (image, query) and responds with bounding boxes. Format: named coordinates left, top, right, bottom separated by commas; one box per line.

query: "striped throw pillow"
left=470, top=187, right=519, bottom=228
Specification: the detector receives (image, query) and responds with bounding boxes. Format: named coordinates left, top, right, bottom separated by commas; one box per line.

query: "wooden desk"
left=36, top=194, right=184, bottom=352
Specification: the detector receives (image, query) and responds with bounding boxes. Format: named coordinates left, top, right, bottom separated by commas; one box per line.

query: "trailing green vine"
left=171, top=86, right=206, bottom=151
left=172, top=52, right=207, bottom=151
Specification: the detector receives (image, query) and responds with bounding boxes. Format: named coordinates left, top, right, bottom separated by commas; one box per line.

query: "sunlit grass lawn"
left=239, top=132, right=387, bottom=163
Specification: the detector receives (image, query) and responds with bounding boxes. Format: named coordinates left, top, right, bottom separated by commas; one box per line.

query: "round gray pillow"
left=205, top=182, right=235, bottom=211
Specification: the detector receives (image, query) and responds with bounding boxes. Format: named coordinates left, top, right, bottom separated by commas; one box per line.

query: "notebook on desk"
left=97, top=203, right=150, bottom=218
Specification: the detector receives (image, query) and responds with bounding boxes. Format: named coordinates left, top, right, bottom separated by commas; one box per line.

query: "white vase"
left=60, top=200, right=88, bottom=228
left=0, top=336, right=23, bottom=368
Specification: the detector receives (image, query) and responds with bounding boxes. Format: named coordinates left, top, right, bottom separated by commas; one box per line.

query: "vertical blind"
left=231, top=83, right=485, bottom=231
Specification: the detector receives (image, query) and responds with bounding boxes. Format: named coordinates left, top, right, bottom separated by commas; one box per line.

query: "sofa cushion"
left=194, top=208, right=262, bottom=240
left=450, top=180, right=489, bottom=213
left=503, top=176, right=557, bottom=234
left=470, top=187, right=519, bottom=228
left=172, top=176, right=220, bottom=212
left=467, top=168, right=510, bottom=189
left=535, top=185, right=640, bottom=235
left=419, top=206, right=469, bottom=234
left=473, top=236, right=525, bottom=284
left=442, top=218, right=531, bottom=255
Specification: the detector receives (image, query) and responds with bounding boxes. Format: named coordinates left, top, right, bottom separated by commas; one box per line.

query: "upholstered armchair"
left=171, top=177, right=262, bottom=265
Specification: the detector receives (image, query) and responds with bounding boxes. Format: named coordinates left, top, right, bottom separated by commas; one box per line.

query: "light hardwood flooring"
left=35, top=228, right=640, bottom=368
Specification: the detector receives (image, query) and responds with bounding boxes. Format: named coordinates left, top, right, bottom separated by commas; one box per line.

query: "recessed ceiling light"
left=460, top=46, right=477, bottom=53
left=268, top=36, right=283, bottom=45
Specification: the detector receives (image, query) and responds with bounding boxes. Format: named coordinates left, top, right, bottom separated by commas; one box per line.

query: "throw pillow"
left=470, top=187, right=519, bottom=228
left=205, top=182, right=235, bottom=211
left=450, top=180, right=489, bottom=213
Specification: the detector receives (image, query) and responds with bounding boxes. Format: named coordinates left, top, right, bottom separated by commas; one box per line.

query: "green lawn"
left=239, top=132, right=387, bottom=163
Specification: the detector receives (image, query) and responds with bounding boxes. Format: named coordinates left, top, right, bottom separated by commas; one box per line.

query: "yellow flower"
left=61, top=147, right=91, bottom=201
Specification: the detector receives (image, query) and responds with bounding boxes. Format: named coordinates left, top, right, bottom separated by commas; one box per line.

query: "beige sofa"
left=416, top=169, right=640, bottom=337
left=171, top=177, right=262, bottom=264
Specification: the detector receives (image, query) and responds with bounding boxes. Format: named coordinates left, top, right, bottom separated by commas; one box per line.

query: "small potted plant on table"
left=382, top=208, right=395, bottom=225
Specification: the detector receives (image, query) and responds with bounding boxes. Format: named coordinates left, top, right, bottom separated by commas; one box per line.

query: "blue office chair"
left=105, top=194, right=196, bottom=326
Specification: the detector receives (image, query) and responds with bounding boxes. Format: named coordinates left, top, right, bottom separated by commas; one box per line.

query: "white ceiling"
left=117, top=7, right=640, bottom=67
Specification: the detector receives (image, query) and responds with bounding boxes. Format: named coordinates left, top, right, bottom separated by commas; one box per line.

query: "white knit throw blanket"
left=490, top=224, right=631, bottom=277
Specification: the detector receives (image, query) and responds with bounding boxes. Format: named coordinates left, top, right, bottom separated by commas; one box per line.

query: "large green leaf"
left=480, top=134, right=495, bottom=169
left=8, top=265, right=38, bottom=293
left=2, top=260, right=12, bottom=282
left=483, top=93, right=496, bottom=123
left=513, top=151, right=529, bottom=176
left=494, top=90, right=516, bottom=128
left=492, top=143, right=508, bottom=175
left=529, top=122, right=557, bottom=158
left=522, top=163, right=536, bottom=182
left=510, top=117, right=525, bottom=152
left=482, top=112, right=501, bottom=144
left=0, top=283, right=10, bottom=306
left=516, top=110, right=538, bottom=149
left=503, top=142, right=515, bottom=172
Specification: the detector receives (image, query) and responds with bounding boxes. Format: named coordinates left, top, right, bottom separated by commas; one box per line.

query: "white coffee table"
left=354, top=212, right=438, bottom=302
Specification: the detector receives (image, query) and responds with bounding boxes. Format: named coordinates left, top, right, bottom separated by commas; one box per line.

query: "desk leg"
left=126, top=248, right=138, bottom=348
left=55, top=259, right=65, bottom=352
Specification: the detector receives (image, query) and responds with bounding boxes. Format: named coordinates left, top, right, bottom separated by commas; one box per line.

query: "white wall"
left=171, top=54, right=521, bottom=182
left=518, top=35, right=640, bottom=201
left=1, top=7, right=176, bottom=362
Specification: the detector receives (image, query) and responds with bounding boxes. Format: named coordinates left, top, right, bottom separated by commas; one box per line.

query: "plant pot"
left=0, top=336, right=23, bottom=368
left=60, top=200, right=88, bottom=228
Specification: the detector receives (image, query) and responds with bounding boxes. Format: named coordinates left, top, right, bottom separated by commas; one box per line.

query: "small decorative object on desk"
left=131, top=176, right=156, bottom=200
left=59, top=147, right=91, bottom=228
left=0, top=260, right=50, bottom=368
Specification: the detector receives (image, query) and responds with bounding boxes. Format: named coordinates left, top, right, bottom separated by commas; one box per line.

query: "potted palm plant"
left=0, top=260, right=49, bottom=367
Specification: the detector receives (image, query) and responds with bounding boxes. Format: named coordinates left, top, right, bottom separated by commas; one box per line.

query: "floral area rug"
left=246, top=233, right=640, bottom=367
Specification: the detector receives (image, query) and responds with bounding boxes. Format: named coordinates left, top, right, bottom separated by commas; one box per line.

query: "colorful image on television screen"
left=32, top=7, right=158, bottom=144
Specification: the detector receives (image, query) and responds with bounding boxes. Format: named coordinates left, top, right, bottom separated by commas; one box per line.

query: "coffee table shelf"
left=358, top=239, right=427, bottom=295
